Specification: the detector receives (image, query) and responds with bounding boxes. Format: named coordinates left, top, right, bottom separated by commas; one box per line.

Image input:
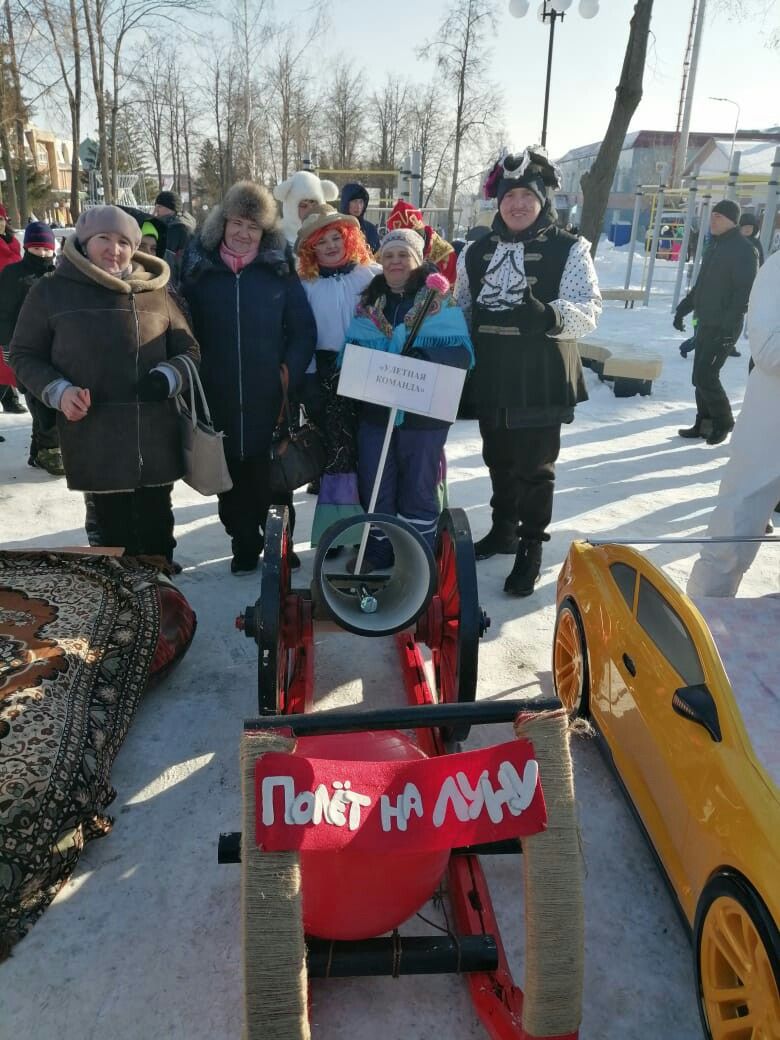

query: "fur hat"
left=155, top=190, right=180, bottom=212
left=274, top=170, right=340, bottom=245
left=24, top=220, right=55, bottom=251
left=379, top=228, right=424, bottom=265
left=484, top=149, right=561, bottom=207
left=712, top=199, right=740, bottom=224
left=294, top=204, right=359, bottom=253
left=200, top=181, right=279, bottom=253
left=76, top=205, right=142, bottom=249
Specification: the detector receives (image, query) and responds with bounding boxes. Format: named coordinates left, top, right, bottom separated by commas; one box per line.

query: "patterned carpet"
left=0, top=552, right=195, bottom=956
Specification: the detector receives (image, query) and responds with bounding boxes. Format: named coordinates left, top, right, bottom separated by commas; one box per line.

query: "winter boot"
left=504, top=539, right=543, bottom=597
left=706, top=425, right=733, bottom=446
left=0, top=386, right=26, bottom=414
left=34, top=447, right=65, bottom=476
left=678, top=419, right=705, bottom=439
left=84, top=493, right=101, bottom=546
left=474, top=520, right=519, bottom=560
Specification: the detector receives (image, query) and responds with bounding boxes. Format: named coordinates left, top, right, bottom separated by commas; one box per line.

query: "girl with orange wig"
left=295, top=206, right=380, bottom=549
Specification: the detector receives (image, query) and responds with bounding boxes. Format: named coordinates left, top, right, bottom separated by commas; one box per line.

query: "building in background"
left=557, top=129, right=780, bottom=234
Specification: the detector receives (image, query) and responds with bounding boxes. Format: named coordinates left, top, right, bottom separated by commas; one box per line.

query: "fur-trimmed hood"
left=199, top=181, right=279, bottom=253
left=59, top=236, right=170, bottom=293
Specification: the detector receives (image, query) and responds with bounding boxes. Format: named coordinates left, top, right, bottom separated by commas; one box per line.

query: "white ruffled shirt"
left=301, top=264, right=382, bottom=372
left=454, top=236, right=601, bottom=341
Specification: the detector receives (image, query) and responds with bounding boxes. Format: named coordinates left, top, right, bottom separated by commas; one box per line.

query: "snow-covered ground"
left=1, top=242, right=774, bottom=1040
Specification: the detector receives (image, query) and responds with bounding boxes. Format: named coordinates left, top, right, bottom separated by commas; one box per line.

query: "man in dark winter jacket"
left=339, top=182, right=380, bottom=252
left=181, top=181, right=317, bottom=574
left=739, top=212, right=764, bottom=267
left=674, top=199, right=759, bottom=445
left=122, top=191, right=195, bottom=288
left=455, top=149, right=601, bottom=596
left=152, top=191, right=196, bottom=287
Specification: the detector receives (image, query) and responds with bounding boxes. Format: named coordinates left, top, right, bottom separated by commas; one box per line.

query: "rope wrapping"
left=515, top=710, right=584, bottom=1039
left=241, top=731, right=310, bottom=1040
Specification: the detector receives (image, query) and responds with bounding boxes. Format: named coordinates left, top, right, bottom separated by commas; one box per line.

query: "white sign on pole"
left=337, top=344, right=467, bottom=424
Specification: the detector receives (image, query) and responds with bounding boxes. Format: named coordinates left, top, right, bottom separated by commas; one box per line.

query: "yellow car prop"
left=552, top=541, right=780, bottom=1040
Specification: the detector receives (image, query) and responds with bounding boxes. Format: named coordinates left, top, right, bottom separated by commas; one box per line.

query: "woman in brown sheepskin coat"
left=10, top=204, right=200, bottom=562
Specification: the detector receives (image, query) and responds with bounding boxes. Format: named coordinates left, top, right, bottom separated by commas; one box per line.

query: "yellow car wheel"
left=695, top=875, right=780, bottom=1040
left=552, top=598, right=590, bottom=718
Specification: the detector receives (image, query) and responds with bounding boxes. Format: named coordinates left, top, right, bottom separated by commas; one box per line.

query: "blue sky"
left=328, top=0, right=779, bottom=159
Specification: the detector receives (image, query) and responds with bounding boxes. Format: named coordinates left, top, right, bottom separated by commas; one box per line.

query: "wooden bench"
left=600, top=288, right=645, bottom=309
left=577, top=341, right=612, bottom=378
left=602, top=353, right=663, bottom=397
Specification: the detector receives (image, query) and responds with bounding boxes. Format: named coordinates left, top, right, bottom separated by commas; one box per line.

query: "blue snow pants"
left=357, top=420, right=448, bottom=568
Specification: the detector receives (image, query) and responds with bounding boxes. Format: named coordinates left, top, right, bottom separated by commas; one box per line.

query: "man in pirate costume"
left=454, top=149, right=601, bottom=596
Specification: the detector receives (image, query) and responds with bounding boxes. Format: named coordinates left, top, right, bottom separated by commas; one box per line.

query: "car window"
left=609, top=562, right=636, bottom=609
left=636, top=576, right=704, bottom=685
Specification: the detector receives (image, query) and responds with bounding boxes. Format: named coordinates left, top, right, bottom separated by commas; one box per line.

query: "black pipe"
left=307, top=934, right=498, bottom=978
left=452, top=838, right=523, bottom=856
left=243, top=698, right=562, bottom=735
left=218, top=832, right=242, bottom=863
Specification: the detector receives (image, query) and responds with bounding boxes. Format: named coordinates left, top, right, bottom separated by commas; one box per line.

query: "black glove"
left=136, top=370, right=170, bottom=402
left=672, top=308, right=686, bottom=333
left=516, top=287, right=556, bottom=335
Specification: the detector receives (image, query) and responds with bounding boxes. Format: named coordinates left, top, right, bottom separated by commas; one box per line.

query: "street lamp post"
left=509, top=0, right=600, bottom=150
left=709, top=96, right=740, bottom=172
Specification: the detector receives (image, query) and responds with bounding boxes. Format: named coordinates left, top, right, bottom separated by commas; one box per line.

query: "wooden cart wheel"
left=552, top=598, right=590, bottom=718
left=695, top=874, right=780, bottom=1040
left=431, top=508, right=486, bottom=743
left=258, top=507, right=292, bottom=715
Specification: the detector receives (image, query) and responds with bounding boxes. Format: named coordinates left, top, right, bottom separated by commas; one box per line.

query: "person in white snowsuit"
left=687, top=249, right=780, bottom=597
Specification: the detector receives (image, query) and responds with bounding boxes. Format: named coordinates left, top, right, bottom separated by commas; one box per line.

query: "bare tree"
left=263, top=25, right=321, bottom=181
left=81, top=0, right=111, bottom=199
left=410, top=81, right=453, bottom=208
left=579, top=0, right=654, bottom=255
left=322, top=58, right=365, bottom=170
left=32, top=0, right=82, bottom=218
left=0, top=44, right=20, bottom=221
left=4, top=0, right=29, bottom=221
left=131, top=46, right=168, bottom=186
left=426, top=0, right=498, bottom=237
left=368, top=75, right=410, bottom=203
left=181, top=93, right=193, bottom=213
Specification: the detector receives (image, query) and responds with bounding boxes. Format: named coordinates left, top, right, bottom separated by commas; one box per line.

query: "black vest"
left=464, top=223, right=577, bottom=308
left=464, top=224, right=587, bottom=427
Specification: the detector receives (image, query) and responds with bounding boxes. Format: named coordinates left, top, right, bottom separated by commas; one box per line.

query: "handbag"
left=175, top=355, right=233, bottom=496
left=268, top=376, right=327, bottom=496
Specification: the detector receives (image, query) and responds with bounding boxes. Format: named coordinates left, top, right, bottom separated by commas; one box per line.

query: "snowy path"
left=1, top=246, right=775, bottom=1040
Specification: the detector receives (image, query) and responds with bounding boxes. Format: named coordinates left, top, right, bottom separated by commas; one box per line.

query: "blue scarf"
left=340, top=294, right=474, bottom=424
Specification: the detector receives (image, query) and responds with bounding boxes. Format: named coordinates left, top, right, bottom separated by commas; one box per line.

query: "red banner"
left=253, top=739, right=547, bottom=853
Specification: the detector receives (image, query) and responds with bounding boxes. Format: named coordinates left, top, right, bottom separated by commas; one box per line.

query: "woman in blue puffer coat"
left=181, top=181, right=317, bottom=574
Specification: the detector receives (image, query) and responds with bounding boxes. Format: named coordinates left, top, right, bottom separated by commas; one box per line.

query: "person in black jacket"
left=0, top=221, right=62, bottom=473
left=739, top=212, right=764, bottom=267
left=674, top=200, right=759, bottom=445
left=181, top=181, right=317, bottom=574
left=454, top=150, right=602, bottom=596
left=339, top=182, right=380, bottom=253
